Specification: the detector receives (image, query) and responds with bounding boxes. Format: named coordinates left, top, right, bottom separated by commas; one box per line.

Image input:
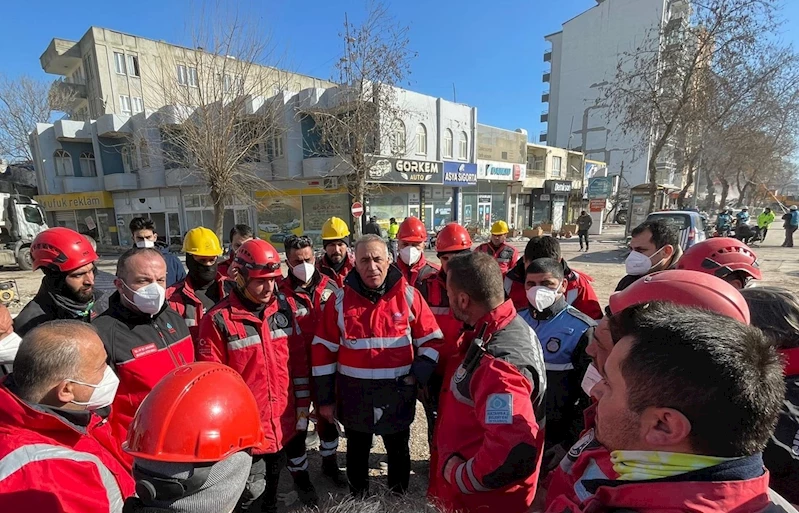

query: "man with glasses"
left=279, top=234, right=345, bottom=496
left=167, top=227, right=230, bottom=342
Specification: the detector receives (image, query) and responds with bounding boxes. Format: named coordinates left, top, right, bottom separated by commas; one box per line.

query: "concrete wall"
left=545, top=0, right=666, bottom=186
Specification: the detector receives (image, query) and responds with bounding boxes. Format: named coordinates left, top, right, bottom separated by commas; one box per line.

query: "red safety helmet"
left=232, top=239, right=282, bottom=280
left=124, top=362, right=267, bottom=462
left=608, top=269, right=750, bottom=324
left=398, top=216, right=427, bottom=243
left=677, top=237, right=761, bottom=282
left=31, top=227, right=98, bottom=273
left=436, top=223, right=472, bottom=253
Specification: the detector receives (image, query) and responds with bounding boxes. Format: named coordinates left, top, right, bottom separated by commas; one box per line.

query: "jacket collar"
left=106, top=291, right=167, bottom=324
left=507, top=259, right=526, bottom=283
left=227, top=287, right=276, bottom=323
left=465, top=300, right=517, bottom=342
left=344, top=264, right=403, bottom=302
left=528, top=296, right=569, bottom=321
left=780, top=347, right=799, bottom=377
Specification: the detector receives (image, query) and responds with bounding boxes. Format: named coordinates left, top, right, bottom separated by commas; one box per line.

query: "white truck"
left=0, top=194, right=48, bottom=270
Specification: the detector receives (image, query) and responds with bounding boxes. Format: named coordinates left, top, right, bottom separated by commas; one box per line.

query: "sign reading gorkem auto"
left=368, top=158, right=443, bottom=184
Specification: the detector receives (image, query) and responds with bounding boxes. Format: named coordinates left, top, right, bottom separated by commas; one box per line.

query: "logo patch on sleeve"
left=485, top=393, right=513, bottom=424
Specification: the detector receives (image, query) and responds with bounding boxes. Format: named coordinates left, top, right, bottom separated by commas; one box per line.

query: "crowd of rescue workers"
left=0, top=212, right=797, bottom=513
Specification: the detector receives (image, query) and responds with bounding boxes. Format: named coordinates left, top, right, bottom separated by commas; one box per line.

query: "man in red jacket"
left=312, top=234, right=443, bottom=497
left=197, top=239, right=310, bottom=513
left=278, top=234, right=344, bottom=491
left=474, top=220, right=519, bottom=274
left=546, top=302, right=793, bottom=513
left=218, top=223, right=254, bottom=279
left=0, top=320, right=135, bottom=512
left=396, top=216, right=438, bottom=286
left=430, top=252, right=547, bottom=513
left=504, top=236, right=601, bottom=319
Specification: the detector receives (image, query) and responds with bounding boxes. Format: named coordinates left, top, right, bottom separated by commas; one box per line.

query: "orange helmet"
left=124, top=362, right=267, bottom=463
left=608, top=269, right=750, bottom=324
left=398, top=216, right=427, bottom=243
left=436, top=223, right=472, bottom=253
left=677, top=237, right=761, bottom=282
left=232, top=239, right=282, bottom=280
left=31, top=227, right=97, bottom=272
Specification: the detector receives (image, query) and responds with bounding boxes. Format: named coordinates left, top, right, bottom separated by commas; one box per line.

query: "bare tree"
left=147, top=12, right=288, bottom=238
left=0, top=74, right=76, bottom=161
left=605, top=0, right=788, bottom=212
left=299, top=1, right=415, bottom=237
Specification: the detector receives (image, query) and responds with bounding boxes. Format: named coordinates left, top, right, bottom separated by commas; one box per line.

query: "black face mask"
left=186, top=255, right=218, bottom=288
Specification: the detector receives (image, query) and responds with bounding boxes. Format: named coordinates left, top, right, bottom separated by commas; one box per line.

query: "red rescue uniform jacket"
left=312, top=266, right=443, bottom=434
left=396, top=255, right=438, bottom=288
left=316, top=252, right=355, bottom=289
left=430, top=300, right=547, bottom=513
left=197, top=289, right=310, bottom=453
left=217, top=255, right=233, bottom=280
left=278, top=272, right=338, bottom=354
left=545, top=450, right=790, bottom=513
left=415, top=271, right=463, bottom=367
left=475, top=242, right=519, bottom=275
left=166, top=276, right=231, bottom=342
left=504, top=260, right=603, bottom=320
left=0, top=379, right=136, bottom=512
left=94, top=293, right=194, bottom=454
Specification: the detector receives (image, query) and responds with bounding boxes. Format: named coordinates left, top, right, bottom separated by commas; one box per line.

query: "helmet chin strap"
left=235, top=273, right=262, bottom=304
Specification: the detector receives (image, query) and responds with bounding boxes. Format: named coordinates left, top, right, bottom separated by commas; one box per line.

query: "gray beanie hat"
left=131, top=451, right=252, bottom=513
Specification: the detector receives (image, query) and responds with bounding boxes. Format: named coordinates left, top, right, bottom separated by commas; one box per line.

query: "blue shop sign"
left=443, top=162, right=478, bottom=187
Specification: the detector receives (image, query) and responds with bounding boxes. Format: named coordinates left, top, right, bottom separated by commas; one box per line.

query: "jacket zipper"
left=151, top=320, right=181, bottom=367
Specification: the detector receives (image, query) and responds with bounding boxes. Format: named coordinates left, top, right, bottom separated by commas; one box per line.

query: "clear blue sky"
left=3, top=0, right=799, bottom=141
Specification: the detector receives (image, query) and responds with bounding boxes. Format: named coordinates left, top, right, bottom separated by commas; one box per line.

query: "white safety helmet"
left=790, top=205, right=798, bottom=211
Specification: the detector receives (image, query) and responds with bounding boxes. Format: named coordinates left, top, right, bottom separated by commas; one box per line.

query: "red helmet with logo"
left=124, top=362, right=267, bottom=463
left=398, top=216, right=427, bottom=243
left=31, top=227, right=98, bottom=273
left=608, top=269, right=750, bottom=324
left=232, top=239, right=282, bottom=280
left=676, top=237, right=761, bottom=282
left=436, top=223, right=472, bottom=253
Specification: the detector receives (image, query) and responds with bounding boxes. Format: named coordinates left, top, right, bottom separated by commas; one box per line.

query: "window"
left=54, top=149, right=73, bottom=176
left=188, top=67, right=198, bottom=87
left=132, top=97, right=144, bottom=114
left=224, top=74, right=242, bottom=93
left=139, top=138, right=150, bottom=168
left=501, top=151, right=509, bottom=160
left=390, top=121, right=406, bottom=154
left=177, top=65, right=188, bottom=85
left=126, top=55, right=140, bottom=77
left=552, top=156, right=562, bottom=177
left=122, top=146, right=138, bottom=173
left=528, top=155, right=545, bottom=171
left=23, top=206, right=45, bottom=225
left=79, top=152, right=97, bottom=177
left=120, top=95, right=132, bottom=116
left=415, top=124, right=427, bottom=156
left=459, top=131, right=468, bottom=160
left=114, top=52, right=126, bottom=75
left=443, top=129, right=453, bottom=158
left=268, top=134, right=284, bottom=159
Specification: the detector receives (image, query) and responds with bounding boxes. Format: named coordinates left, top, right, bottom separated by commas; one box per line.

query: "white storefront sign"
left=476, top=159, right=526, bottom=182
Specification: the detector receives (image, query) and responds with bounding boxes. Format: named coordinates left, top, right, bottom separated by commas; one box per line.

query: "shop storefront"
left=544, top=180, right=573, bottom=231
left=470, top=159, right=526, bottom=230
left=112, top=189, right=182, bottom=247
left=366, top=157, right=444, bottom=230
left=35, top=191, right=118, bottom=245
left=443, top=162, right=478, bottom=225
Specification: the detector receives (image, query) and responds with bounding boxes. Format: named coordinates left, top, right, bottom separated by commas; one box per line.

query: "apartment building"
left=524, top=143, right=588, bottom=230
left=542, top=0, right=688, bottom=189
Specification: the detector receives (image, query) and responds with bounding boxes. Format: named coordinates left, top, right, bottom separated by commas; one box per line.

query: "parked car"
left=645, top=210, right=707, bottom=250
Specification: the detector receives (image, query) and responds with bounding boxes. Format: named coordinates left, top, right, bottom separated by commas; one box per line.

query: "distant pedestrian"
left=576, top=211, right=592, bottom=252
left=757, top=208, right=775, bottom=241
left=363, top=216, right=382, bottom=236
left=387, top=217, right=399, bottom=261
left=782, top=205, right=799, bottom=247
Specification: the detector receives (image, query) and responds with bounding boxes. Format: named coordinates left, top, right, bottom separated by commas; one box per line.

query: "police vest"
left=519, top=306, right=593, bottom=372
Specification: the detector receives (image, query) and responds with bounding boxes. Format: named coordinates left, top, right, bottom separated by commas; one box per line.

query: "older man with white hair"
left=312, top=234, right=444, bottom=497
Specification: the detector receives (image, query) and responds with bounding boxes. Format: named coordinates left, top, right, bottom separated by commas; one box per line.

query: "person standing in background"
left=576, top=211, right=593, bottom=252
left=757, top=208, right=775, bottom=241
left=218, top=224, right=254, bottom=279
left=474, top=220, right=519, bottom=274
left=387, top=217, right=399, bottom=261
left=363, top=216, right=382, bottom=236
left=129, top=217, right=186, bottom=287
left=782, top=205, right=799, bottom=247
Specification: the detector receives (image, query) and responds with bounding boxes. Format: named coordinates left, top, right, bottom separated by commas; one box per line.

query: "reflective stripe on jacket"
left=312, top=266, right=443, bottom=434
left=0, top=383, right=135, bottom=512
left=197, top=289, right=310, bottom=453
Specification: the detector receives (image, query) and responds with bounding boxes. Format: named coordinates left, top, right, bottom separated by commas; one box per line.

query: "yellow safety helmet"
left=183, top=227, right=223, bottom=257
left=491, top=220, right=510, bottom=235
left=321, top=217, right=351, bottom=241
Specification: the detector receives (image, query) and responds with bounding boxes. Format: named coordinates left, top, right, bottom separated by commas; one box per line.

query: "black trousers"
left=578, top=230, right=589, bottom=249
left=236, top=451, right=286, bottom=513
left=784, top=226, right=797, bottom=247
left=345, top=428, right=411, bottom=496
left=285, top=415, right=340, bottom=473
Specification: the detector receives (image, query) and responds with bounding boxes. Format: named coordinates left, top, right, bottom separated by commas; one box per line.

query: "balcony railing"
left=544, top=51, right=552, bottom=63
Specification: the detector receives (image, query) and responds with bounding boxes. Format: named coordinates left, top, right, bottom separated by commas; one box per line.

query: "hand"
left=319, top=404, right=335, bottom=423
left=443, top=455, right=465, bottom=484
left=401, top=375, right=417, bottom=386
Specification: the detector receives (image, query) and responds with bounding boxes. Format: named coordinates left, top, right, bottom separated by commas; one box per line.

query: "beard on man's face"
left=68, top=284, right=95, bottom=304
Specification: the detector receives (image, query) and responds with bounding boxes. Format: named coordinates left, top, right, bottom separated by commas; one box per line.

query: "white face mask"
left=68, top=366, right=120, bottom=410
left=526, top=285, right=560, bottom=312
left=291, top=262, right=315, bottom=283
left=399, top=246, right=422, bottom=266
left=122, top=281, right=166, bottom=315
left=624, top=248, right=661, bottom=276
left=135, top=240, right=156, bottom=249
left=0, top=332, right=21, bottom=365
left=581, top=363, right=603, bottom=396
